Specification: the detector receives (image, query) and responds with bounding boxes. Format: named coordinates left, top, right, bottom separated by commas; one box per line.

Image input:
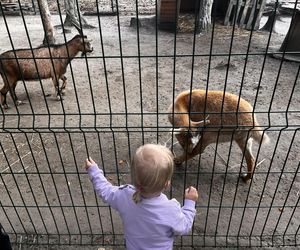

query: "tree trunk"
left=64, top=0, right=95, bottom=29
left=38, top=0, right=55, bottom=45
left=198, top=0, right=213, bottom=33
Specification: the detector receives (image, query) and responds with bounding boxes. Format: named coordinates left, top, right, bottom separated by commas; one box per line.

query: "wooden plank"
left=246, top=0, right=258, bottom=29
left=239, top=0, right=252, bottom=27
left=224, top=0, right=236, bottom=25
left=235, top=0, right=244, bottom=25
left=254, top=0, right=267, bottom=29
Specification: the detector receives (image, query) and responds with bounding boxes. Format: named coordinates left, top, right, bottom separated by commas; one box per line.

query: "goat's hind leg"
left=236, top=137, right=255, bottom=182
left=0, top=86, right=9, bottom=109
left=0, top=77, right=20, bottom=108
left=59, top=75, right=67, bottom=95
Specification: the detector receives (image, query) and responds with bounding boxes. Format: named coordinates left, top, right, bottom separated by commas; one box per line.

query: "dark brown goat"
left=0, top=35, right=93, bottom=108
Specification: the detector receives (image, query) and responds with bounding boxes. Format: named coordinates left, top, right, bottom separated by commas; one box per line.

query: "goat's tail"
left=252, top=127, right=270, bottom=145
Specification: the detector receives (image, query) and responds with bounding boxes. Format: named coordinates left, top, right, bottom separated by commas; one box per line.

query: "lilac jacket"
left=87, top=164, right=196, bottom=250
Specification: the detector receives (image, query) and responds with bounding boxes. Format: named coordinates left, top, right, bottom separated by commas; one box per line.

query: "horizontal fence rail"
left=0, top=0, right=300, bottom=248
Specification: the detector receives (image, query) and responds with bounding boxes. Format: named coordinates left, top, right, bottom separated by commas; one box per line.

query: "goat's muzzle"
left=81, top=47, right=93, bottom=57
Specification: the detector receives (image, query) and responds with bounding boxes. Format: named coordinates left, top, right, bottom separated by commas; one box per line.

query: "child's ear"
left=165, top=180, right=171, bottom=188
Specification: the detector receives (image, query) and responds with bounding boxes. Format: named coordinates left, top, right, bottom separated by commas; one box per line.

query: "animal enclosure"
left=0, top=0, right=300, bottom=249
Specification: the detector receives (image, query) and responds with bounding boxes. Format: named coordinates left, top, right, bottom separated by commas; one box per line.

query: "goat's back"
left=174, top=89, right=255, bottom=125
left=0, top=46, right=67, bottom=80
left=170, top=89, right=270, bottom=143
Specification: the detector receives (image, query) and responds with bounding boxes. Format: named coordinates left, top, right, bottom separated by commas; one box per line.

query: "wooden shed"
left=224, top=0, right=266, bottom=30
left=158, top=0, right=266, bottom=31
left=159, top=0, right=211, bottom=30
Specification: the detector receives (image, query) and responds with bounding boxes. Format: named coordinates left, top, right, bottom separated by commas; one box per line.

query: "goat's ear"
left=83, top=38, right=92, bottom=43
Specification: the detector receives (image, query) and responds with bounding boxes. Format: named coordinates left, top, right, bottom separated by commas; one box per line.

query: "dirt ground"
left=0, top=6, right=300, bottom=250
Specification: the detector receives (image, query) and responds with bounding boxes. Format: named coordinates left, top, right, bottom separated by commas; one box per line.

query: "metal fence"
left=0, top=0, right=300, bottom=248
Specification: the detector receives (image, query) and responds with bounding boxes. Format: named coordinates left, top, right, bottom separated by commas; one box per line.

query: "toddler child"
left=85, top=143, right=198, bottom=250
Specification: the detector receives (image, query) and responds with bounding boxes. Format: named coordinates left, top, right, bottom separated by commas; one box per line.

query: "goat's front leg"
left=174, top=133, right=191, bottom=165
left=174, top=138, right=207, bottom=166
left=0, top=85, right=9, bottom=109
left=10, top=81, right=23, bottom=106
left=52, top=76, right=62, bottom=100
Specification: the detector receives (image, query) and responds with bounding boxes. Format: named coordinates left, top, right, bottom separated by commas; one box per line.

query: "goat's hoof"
left=56, top=95, right=64, bottom=101
left=1, top=104, right=9, bottom=109
left=16, top=100, right=23, bottom=106
left=240, top=173, right=252, bottom=183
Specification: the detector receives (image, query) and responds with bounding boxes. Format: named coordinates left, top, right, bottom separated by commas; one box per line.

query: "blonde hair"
left=131, top=144, right=174, bottom=203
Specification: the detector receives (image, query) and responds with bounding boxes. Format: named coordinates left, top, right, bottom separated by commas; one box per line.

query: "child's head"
left=131, top=144, right=174, bottom=203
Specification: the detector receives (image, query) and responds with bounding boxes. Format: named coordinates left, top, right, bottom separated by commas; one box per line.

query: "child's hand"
left=185, top=186, right=198, bottom=202
left=85, top=157, right=97, bottom=170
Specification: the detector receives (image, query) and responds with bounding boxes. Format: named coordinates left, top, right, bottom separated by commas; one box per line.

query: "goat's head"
left=81, top=36, right=93, bottom=56
left=73, top=35, right=93, bottom=56
left=171, top=116, right=210, bottom=153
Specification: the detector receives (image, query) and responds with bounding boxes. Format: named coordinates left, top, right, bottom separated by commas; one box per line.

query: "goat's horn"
left=191, top=120, right=204, bottom=126
left=191, top=115, right=210, bottom=126
left=169, top=128, right=183, bottom=135
left=73, top=23, right=84, bottom=36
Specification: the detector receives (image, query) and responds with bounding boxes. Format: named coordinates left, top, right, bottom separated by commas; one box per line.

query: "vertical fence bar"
left=261, top=129, right=297, bottom=243
left=34, top=0, right=66, bottom=114
left=52, top=133, right=82, bottom=243
left=94, top=1, right=118, bottom=244
left=0, top=142, right=27, bottom=234
left=94, top=131, right=107, bottom=246
left=234, top=2, right=267, bottom=242
left=37, top=133, right=71, bottom=243
left=135, top=0, right=145, bottom=145
left=67, top=132, right=93, bottom=243
left=155, top=0, right=159, bottom=143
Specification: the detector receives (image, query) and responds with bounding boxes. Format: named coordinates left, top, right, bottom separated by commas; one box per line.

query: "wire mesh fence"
left=0, top=0, right=300, bottom=248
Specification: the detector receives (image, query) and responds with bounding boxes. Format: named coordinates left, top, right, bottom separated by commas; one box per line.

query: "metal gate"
left=0, top=0, right=299, bottom=248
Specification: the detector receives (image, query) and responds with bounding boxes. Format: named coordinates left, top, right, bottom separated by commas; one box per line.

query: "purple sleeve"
left=86, top=164, right=121, bottom=210
left=172, top=199, right=196, bottom=235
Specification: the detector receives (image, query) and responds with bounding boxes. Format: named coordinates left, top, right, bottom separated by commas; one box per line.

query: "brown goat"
left=168, top=89, right=270, bottom=182
left=0, top=35, right=93, bottom=108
